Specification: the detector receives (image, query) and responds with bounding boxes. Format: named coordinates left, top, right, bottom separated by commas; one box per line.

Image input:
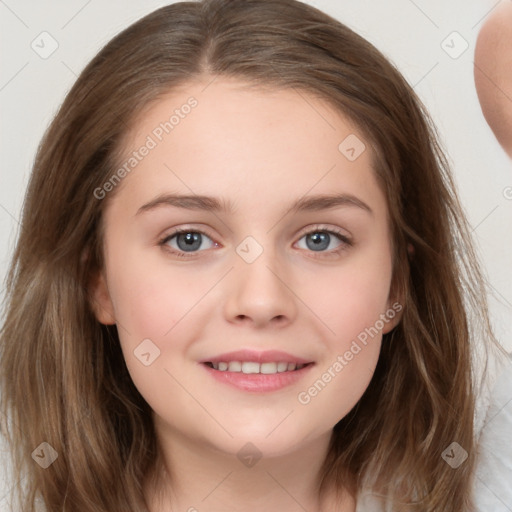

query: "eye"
left=159, top=225, right=352, bottom=259
left=160, top=229, right=217, bottom=257
left=295, top=227, right=352, bottom=254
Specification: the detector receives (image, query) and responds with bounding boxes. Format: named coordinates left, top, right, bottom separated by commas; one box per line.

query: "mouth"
left=203, top=361, right=312, bottom=373
left=200, top=350, right=315, bottom=392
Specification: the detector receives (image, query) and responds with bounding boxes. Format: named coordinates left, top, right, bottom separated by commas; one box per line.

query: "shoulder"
left=355, top=491, right=386, bottom=512
left=473, top=351, right=512, bottom=510
left=355, top=350, right=512, bottom=511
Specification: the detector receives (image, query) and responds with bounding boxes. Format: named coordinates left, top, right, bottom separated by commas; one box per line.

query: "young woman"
left=1, top=0, right=508, bottom=510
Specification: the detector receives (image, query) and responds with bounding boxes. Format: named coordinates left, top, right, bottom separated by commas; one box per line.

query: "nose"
left=223, top=244, right=298, bottom=329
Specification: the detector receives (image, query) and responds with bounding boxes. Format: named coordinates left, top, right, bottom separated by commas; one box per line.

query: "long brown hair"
left=0, top=0, right=504, bottom=510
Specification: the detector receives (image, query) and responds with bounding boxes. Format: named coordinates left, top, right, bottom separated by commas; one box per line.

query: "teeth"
left=277, top=362, right=288, bottom=372
left=260, top=362, right=277, bottom=374
left=208, top=361, right=307, bottom=374
left=242, top=362, right=260, bottom=374
left=228, top=361, right=242, bottom=372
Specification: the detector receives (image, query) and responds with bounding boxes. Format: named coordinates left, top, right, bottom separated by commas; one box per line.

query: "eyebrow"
left=136, top=192, right=373, bottom=216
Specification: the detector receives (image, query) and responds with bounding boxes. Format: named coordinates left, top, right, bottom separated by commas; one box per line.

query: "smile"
left=200, top=350, right=315, bottom=392
left=205, top=361, right=308, bottom=373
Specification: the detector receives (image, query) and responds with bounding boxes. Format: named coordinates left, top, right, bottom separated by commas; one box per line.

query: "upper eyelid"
left=161, top=225, right=216, bottom=243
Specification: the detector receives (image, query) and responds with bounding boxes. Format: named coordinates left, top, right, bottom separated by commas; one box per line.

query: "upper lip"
left=200, top=349, right=313, bottom=365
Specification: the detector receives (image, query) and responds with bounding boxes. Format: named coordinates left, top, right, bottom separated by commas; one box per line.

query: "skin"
left=474, top=1, right=512, bottom=158
left=91, top=76, right=402, bottom=511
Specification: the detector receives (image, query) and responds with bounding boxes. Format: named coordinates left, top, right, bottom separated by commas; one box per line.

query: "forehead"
left=109, top=77, right=386, bottom=220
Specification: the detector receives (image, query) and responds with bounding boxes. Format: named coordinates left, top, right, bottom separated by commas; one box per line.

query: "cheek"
left=104, top=249, right=215, bottom=378
left=296, top=338, right=381, bottom=438
left=110, top=271, right=177, bottom=341
left=105, top=256, right=215, bottom=408
left=108, top=248, right=213, bottom=338
left=312, top=245, right=394, bottom=343
left=293, top=245, right=392, bottom=424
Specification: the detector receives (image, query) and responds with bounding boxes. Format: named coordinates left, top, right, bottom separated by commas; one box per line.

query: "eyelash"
left=158, top=225, right=353, bottom=260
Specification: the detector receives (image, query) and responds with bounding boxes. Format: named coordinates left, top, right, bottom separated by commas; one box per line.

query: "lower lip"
left=201, top=363, right=314, bottom=392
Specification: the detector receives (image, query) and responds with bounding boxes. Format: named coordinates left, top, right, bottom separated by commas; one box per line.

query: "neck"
left=145, top=423, right=355, bottom=512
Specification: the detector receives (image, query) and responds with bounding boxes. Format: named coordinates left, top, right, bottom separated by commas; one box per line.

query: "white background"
left=1, top=0, right=511, bottom=509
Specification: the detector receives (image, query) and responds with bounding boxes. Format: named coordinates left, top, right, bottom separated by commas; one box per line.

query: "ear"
left=88, top=269, right=116, bottom=325
left=89, top=271, right=116, bottom=325
left=82, top=246, right=116, bottom=325
left=382, top=279, right=406, bottom=334
left=382, top=243, right=412, bottom=334
left=382, top=299, right=404, bottom=334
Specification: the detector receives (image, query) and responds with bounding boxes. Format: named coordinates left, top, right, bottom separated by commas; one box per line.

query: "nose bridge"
left=224, top=234, right=297, bottom=326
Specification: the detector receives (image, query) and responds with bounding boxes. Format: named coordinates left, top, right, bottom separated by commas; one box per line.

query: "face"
left=91, top=77, right=402, bottom=459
